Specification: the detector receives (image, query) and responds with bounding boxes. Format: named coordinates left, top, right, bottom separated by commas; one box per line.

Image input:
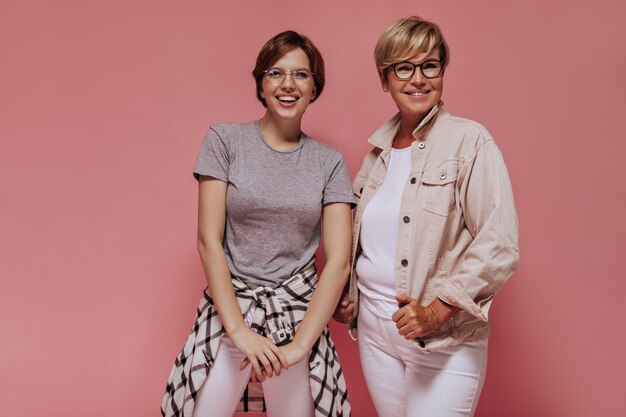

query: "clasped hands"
left=231, top=325, right=307, bottom=382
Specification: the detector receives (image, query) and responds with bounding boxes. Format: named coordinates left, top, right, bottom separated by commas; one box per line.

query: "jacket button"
left=410, top=177, right=416, bottom=184
left=403, top=216, right=410, bottom=223
left=440, top=173, right=447, bottom=180
left=417, top=340, right=425, bottom=348
left=359, top=187, right=363, bottom=194
left=401, top=259, right=408, bottom=267
left=418, top=142, right=425, bottom=149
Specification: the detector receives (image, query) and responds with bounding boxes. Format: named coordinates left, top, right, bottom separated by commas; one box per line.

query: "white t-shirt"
left=356, top=147, right=412, bottom=317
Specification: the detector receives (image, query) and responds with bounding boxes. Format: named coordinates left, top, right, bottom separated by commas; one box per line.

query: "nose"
left=280, top=73, right=296, bottom=90
left=409, top=68, right=426, bottom=85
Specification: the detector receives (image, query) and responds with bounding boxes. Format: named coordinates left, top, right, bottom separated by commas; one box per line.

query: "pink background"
left=1, top=0, right=625, bottom=416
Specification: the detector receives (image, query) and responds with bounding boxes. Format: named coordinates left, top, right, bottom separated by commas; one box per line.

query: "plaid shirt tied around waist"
left=161, top=260, right=351, bottom=417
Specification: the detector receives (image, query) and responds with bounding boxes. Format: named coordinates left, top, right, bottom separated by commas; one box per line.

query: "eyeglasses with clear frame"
left=263, top=67, right=314, bottom=85
left=391, top=60, right=443, bottom=80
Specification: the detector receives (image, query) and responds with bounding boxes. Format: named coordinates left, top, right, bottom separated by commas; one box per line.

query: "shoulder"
left=434, top=111, right=494, bottom=149
left=209, top=120, right=257, bottom=141
left=303, top=134, right=341, bottom=155
left=302, top=134, right=345, bottom=164
left=357, top=146, right=382, bottom=173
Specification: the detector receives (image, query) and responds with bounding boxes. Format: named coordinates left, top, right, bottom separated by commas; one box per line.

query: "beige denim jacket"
left=348, top=104, right=519, bottom=353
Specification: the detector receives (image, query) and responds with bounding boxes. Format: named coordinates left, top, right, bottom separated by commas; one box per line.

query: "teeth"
left=408, top=92, right=427, bottom=96
left=278, top=96, right=297, bottom=102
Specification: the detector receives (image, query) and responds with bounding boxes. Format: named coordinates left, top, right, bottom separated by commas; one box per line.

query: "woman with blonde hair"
left=334, top=16, right=519, bottom=417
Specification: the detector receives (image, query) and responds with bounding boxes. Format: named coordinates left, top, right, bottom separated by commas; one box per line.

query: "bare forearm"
left=197, top=240, right=245, bottom=334
left=292, top=259, right=349, bottom=351
left=291, top=203, right=352, bottom=352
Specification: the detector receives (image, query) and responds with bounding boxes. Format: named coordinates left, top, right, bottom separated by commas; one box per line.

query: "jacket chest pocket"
left=420, top=160, right=460, bottom=217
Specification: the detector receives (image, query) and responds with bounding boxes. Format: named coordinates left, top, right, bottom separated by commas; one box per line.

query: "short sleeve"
left=193, top=126, right=230, bottom=182
left=323, top=150, right=356, bottom=207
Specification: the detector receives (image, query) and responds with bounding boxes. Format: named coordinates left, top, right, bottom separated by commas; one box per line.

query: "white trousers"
left=192, top=324, right=315, bottom=417
left=357, top=296, right=488, bottom=417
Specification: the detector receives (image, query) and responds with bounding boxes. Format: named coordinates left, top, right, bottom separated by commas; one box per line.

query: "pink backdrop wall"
left=2, top=0, right=625, bottom=416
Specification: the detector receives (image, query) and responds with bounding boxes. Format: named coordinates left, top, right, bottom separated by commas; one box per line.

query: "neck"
left=394, top=112, right=423, bottom=144
left=260, top=112, right=302, bottom=149
left=396, top=104, right=438, bottom=141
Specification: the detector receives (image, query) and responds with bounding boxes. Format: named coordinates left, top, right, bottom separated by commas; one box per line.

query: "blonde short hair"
left=374, top=16, right=450, bottom=75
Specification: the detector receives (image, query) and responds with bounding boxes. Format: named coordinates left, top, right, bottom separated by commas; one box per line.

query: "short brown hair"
left=374, top=16, right=450, bottom=77
left=252, top=31, right=325, bottom=107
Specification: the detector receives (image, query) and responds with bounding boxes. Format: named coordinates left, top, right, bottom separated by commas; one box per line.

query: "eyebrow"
left=268, top=66, right=312, bottom=71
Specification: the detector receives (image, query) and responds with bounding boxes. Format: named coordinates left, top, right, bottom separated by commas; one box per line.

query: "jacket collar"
left=368, top=102, right=446, bottom=150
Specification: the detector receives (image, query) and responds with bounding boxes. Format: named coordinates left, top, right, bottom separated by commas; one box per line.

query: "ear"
left=310, top=87, right=317, bottom=102
left=379, top=72, right=389, bottom=92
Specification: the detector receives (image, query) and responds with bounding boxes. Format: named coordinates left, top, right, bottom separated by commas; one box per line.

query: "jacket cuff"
left=438, top=280, right=488, bottom=322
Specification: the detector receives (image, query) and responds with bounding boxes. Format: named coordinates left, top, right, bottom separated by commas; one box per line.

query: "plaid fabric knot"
left=161, top=259, right=351, bottom=417
left=233, top=283, right=294, bottom=346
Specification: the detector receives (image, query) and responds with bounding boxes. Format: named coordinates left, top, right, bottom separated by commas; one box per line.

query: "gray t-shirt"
left=193, top=120, right=355, bottom=287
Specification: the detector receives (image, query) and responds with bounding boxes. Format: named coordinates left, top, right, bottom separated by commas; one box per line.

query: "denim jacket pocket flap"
left=420, top=168, right=458, bottom=186
left=421, top=162, right=459, bottom=216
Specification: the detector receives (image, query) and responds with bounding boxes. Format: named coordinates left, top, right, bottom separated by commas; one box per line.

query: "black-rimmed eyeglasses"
left=391, top=60, right=443, bottom=80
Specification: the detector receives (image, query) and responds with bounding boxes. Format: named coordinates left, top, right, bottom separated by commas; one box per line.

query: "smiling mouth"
left=277, top=96, right=299, bottom=102
left=405, top=91, right=429, bottom=96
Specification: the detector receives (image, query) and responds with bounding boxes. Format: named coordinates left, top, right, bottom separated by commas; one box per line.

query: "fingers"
left=392, top=295, right=415, bottom=322
left=392, top=299, right=435, bottom=338
left=270, top=343, right=289, bottom=369
left=249, top=357, right=266, bottom=381
left=395, top=312, right=412, bottom=329
left=259, top=353, right=275, bottom=379
left=395, top=294, right=412, bottom=306
left=333, top=303, right=354, bottom=323
left=241, top=343, right=289, bottom=380
left=397, top=320, right=426, bottom=339
left=231, top=328, right=289, bottom=380
left=397, top=322, right=417, bottom=337
left=391, top=305, right=409, bottom=323
left=395, top=311, right=417, bottom=335
left=400, top=328, right=419, bottom=340
left=264, top=349, right=282, bottom=377
left=239, top=352, right=272, bottom=381
left=333, top=289, right=354, bottom=323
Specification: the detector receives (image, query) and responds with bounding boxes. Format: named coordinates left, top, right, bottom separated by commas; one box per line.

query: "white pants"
left=357, top=296, right=488, bottom=417
left=192, top=334, right=315, bottom=417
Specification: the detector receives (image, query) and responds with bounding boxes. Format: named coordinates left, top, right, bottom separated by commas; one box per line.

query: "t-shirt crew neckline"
left=254, top=120, right=306, bottom=154
left=391, top=146, right=412, bottom=154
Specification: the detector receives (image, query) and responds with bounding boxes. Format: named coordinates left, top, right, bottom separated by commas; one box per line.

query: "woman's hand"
left=332, top=287, right=354, bottom=324
left=392, top=295, right=459, bottom=340
left=230, top=325, right=289, bottom=382
left=278, top=341, right=308, bottom=367
left=241, top=341, right=308, bottom=382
